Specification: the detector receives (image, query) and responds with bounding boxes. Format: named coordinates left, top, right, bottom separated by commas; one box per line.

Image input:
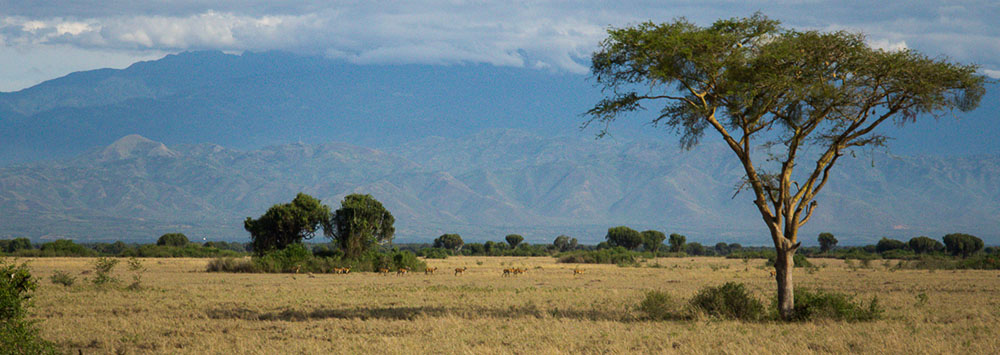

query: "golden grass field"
left=14, top=256, right=1000, bottom=354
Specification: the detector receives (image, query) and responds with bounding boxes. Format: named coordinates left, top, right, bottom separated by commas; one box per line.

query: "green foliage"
left=690, top=282, right=765, bottom=321
left=766, top=253, right=812, bottom=268
left=48, top=271, right=76, bottom=287
left=876, top=237, right=906, bottom=254
left=786, top=288, right=883, bottom=322
left=253, top=243, right=312, bottom=273
left=685, top=242, right=708, bottom=256
left=605, top=226, right=642, bottom=250
left=640, top=230, right=666, bottom=253
left=433, top=234, right=464, bottom=252
left=553, top=235, right=577, bottom=252
left=39, top=239, right=96, bottom=257
left=330, top=194, right=394, bottom=259
left=417, top=248, right=451, bottom=259
left=818, top=233, right=837, bottom=252
left=557, top=247, right=638, bottom=266
left=125, top=257, right=145, bottom=291
left=504, top=234, right=524, bottom=248
left=92, top=257, right=120, bottom=286
left=246, top=193, right=333, bottom=255
left=0, top=260, right=56, bottom=354
left=668, top=234, right=686, bottom=253
left=0, top=238, right=32, bottom=253
left=205, top=257, right=257, bottom=273
left=908, top=236, right=944, bottom=254
left=156, top=233, right=189, bottom=247
left=637, top=290, right=685, bottom=320
left=943, top=233, right=983, bottom=258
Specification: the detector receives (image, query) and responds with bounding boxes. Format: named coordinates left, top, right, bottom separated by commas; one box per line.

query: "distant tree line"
left=0, top=234, right=248, bottom=258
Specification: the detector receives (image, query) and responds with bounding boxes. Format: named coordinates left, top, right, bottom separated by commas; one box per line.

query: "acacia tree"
left=330, top=194, right=395, bottom=259
left=244, top=193, right=332, bottom=255
left=641, top=230, right=666, bottom=253
left=434, top=233, right=465, bottom=252
left=586, top=14, right=985, bottom=319
left=606, top=226, right=643, bottom=250
left=817, top=232, right=837, bottom=253
left=505, top=234, right=524, bottom=249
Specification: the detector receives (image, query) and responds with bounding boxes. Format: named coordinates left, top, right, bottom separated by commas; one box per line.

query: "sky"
left=1, top=1, right=999, bottom=92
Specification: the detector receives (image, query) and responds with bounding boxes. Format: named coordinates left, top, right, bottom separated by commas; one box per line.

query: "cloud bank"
left=1, top=1, right=998, bottom=91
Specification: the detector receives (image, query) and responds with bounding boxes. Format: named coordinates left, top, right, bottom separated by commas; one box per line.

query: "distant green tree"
left=685, top=242, right=707, bottom=256
left=156, top=233, right=189, bottom=247
left=942, top=233, right=983, bottom=258
left=908, top=236, right=944, bottom=254
left=641, top=230, right=666, bottom=253
left=668, top=234, right=686, bottom=253
left=40, top=239, right=93, bottom=256
left=2, top=238, right=32, bottom=253
left=553, top=235, right=578, bottom=252
left=818, top=233, right=838, bottom=253
left=244, top=193, right=333, bottom=255
left=876, top=238, right=906, bottom=254
left=330, top=194, right=395, bottom=259
left=434, top=234, right=464, bottom=252
left=505, top=234, right=524, bottom=249
left=606, top=226, right=643, bottom=250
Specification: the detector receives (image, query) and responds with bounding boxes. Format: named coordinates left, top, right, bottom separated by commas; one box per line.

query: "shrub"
left=0, top=260, right=57, bottom=354
left=49, top=271, right=76, bottom=287
left=637, top=290, right=686, bottom=320
left=125, top=257, right=145, bottom=291
left=765, top=254, right=812, bottom=268
left=92, top=257, right=120, bottom=286
left=417, top=248, right=451, bottom=259
left=156, top=233, right=190, bottom=247
left=557, top=247, right=637, bottom=266
left=254, top=243, right=312, bottom=273
left=787, top=288, right=883, bottom=321
left=690, top=282, right=765, bottom=321
left=206, top=257, right=258, bottom=273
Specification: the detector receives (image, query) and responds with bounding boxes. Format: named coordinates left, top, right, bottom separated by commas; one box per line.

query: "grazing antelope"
left=769, top=270, right=776, bottom=277
left=513, top=267, right=526, bottom=275
left=397, top=268, right=409, bottom=276
left=502, top=268, right=513, bottom=277
left=379, top=268, right=390, bottom=275
left=573, top=268, right=584, bottom=276
left=425, top=267, right=438, bottom=275
left=454, top=267, right=467, bottom=276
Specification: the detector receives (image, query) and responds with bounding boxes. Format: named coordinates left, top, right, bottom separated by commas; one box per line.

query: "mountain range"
left=1, top=131, right=997, bottom=245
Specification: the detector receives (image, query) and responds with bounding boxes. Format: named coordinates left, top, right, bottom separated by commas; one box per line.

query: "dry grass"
left=14, top=256, right=1000, bottom=354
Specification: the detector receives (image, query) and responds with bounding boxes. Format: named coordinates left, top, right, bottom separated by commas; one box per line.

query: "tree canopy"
left=606, top=226, right=643, bottom=250
left=505, top=234, right=524, bottom=249
left=244, top=193, right=332, bottom=255
left=156, top=233, right=189, bottom=247
left=817, top=233, right=837, bottom=252
left=586, top=13, right=985, bottom=319
left=434, top=234, right=465, bottom=252
left=908, top=236, right=944, bottom=254
left=668, top=234, right=686, bottom=253
left=553, top=235, right=578, bottom=252
left=330, top=194, right=395, bottom=259
left=641, top=230, right=666, bottom=253
left=943, top=233, right=983, bottom=258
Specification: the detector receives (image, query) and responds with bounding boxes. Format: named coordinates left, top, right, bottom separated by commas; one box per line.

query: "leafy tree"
left=876, top=238, right=906, bottom=253
left=505, top=234, right=524, bottom=249
left=715, top=242, right=730, bottom=255
left=433, top=234, right=464, bottom=252
left=641, top=230, right=666, bottom=253
left=156, top=233, right=190, bottom=247
left=244, top=193, right=333, bottom=255
left=553, top=235, right=578, bottom=252
left=1, top=238, right=31, bottom=253
left=40, top=239, right=94, bottom=256
left=728, top=243, right=742, bottom=252
left=668, top=234, right=686, bottom=253
left=685, top=242, right=708, bottom=256
left=330, top=194, right=395, bottom=259
left=943, top=233, right=984, bottom=258
left=908, top=236, right=944, bottom=254
left=818, top=233, right=838, bottom=253
left=606, top=226, right=643, bottom=250
left=586, top=13, right=984, bottom=319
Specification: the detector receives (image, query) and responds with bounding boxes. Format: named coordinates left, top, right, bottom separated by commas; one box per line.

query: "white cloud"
left=0, top=1, right=998, bottom=90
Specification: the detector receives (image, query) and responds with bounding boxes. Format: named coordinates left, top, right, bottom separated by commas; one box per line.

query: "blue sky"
left=1, top=1, right=998, bottom=92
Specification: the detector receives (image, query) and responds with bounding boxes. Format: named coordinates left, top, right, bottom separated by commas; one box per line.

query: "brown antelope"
left=513, top=267, right=526, bottom=275
left=425, top=267, right=438, bottom=275
left=454, top=267, right=467, bottom=276
left=397, top=268, right=409, bottom=276
left=502, top=268, right=513, bottom=277
left=379, top=268, right=390, bottom=275
left=573, top=268, right=584, bottom=276
left=769, top=270, right=776, bottom=277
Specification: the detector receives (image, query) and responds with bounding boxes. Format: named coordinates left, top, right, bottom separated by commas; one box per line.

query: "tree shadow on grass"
left=206, top=304, right=631, bottom=322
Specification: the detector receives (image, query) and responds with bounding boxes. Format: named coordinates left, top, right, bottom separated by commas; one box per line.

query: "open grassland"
left=16, top=256, right=1000, bottom=354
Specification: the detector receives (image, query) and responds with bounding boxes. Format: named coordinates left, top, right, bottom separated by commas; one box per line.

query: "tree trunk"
left=775, top=245, right=796, bottom=320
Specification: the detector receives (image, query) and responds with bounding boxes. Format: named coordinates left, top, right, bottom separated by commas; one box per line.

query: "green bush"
left=206, top=257, right=258, bottom=273
left=690, top=282, right=765, bottom=321
left=637, top=290, right=686, bottom=320
left=557, top=247, right=638, bottom=265
left=48, top=271, right=76, bottom=287
left=417, top=248, right=451, bottom=259
left=92, top=257, right=120, bottom=286
left=765, top=254, right=812, bottom=268
left=0, top=260, right=57, bottom=354
left=254, top=243, right=312, bottom=273
left=786, top=288, right=883, bottom=321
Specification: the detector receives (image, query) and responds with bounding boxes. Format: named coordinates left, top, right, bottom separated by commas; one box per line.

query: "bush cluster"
left=787, top=288, right=883, bottom=322
left=206, top=244, right=426, bottom=274
left=557, top=247, right=638, bottom=266
left=0, top=260, right=57, bottom=354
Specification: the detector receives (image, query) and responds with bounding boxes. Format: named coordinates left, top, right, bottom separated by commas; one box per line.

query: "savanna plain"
left=19, top=256, right=1000, bottom=354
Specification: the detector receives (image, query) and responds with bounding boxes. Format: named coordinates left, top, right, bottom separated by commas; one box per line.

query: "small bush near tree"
left=92, top=257, right=120, bottom=286
left=49, top=271, right=76, bottom=287
left=766, top=254, right=812, bottom=268
left=786, top=288, right=883, bottom=321
left=637, top=290, right=686, bottom=320
left=0, top=260, right=57, bottom=354
left=690, top=282, right=765, bottom=321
